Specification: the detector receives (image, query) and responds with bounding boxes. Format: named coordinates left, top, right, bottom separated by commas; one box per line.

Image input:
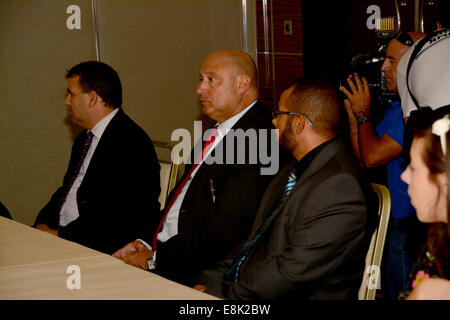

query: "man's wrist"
left=147, top=250, right=156, bottom=270
left=136, top=239, right=152, bottom=251
left=357, top=113, right=371, bottom=125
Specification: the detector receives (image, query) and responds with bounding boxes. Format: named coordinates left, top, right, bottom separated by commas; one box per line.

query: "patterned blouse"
left=398, top=243, right=447, bottom=300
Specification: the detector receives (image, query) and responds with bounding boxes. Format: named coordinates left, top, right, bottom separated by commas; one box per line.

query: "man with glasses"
left=196, top=77, right=376, bottom=299
left=113, top=50, right=288, bottom=286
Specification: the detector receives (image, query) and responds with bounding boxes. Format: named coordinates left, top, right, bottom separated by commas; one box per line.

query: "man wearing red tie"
left=113, top=50, right=287, bottom=286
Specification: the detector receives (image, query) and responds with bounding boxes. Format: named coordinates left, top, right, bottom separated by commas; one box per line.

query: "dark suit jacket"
left=34, top=109, right=161, bottom=255
left=142, top=101, right=291, bottom=286
left=205, top=138, right=377, bottom=299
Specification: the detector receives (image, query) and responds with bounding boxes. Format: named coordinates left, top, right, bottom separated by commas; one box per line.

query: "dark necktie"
left=57, top=131, right=94, bottom=218
left=225, top=167, right=297, bottom=282
left=152, top=125, right=219, bottom=250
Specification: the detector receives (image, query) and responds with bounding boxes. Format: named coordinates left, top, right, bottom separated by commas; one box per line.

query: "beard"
left=278, top=118, right=296, bottom=153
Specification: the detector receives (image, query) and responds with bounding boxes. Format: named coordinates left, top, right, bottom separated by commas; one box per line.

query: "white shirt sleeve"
left=136, top=238, right=152, bottom=251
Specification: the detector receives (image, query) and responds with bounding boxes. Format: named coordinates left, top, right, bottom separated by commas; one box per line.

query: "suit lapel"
left=229, top=100, right=266, bottom=131
left=78, top=109, right=123, bottom=190
left=247, top=138, right=346, bottom=239
left=249, top=160, right=295, bottom=233
left=295, top=138, right=346, bottom=187
left=181, top=101, right=269, bottom=195
left=202, top=100, right=266, bottom=164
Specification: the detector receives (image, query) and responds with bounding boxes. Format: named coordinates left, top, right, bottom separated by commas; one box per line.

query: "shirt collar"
left=215, top=100, right=258, bottom=138
left=294, top=138, right=335, bottom=180
left=89, top=108, right=119, bottom=138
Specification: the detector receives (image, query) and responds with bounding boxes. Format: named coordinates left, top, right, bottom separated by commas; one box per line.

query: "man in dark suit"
left=199, top=77, right=377, bottom=299
left=34, top=61, right=161, bottom=255
left=113, top=50, right=287, bottom=286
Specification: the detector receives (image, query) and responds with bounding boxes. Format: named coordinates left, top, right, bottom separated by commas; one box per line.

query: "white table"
left=0, top=217, right=217, bottom=300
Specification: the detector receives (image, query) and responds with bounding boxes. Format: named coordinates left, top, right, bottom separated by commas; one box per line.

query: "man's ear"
left=294, top=115, right=304, bottom=134
left=87, top=91, right=99, bottom=108
left=236, top=74, right=251, bottom=94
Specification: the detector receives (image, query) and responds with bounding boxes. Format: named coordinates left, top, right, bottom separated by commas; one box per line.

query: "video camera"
left=341, top=30, right=401, bottom=124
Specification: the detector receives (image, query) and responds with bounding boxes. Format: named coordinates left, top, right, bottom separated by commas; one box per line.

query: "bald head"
left=208, top=50, right=258, bottom=86
left=197, top=50, right=259, bottom=122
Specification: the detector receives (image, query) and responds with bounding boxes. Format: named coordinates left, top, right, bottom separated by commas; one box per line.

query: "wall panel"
left=96, top=0, right=244, bottom=142
left=0, top=0, right=254, bottom=225
left=256, top=0, right=303, bottom=110
left=0, top=0, right=96, bottom=225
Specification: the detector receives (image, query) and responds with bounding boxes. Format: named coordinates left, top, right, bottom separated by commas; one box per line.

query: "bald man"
left=199, top=77, right=376, bottom=299
left=341, top=31, right=427, bottom=300
left=113, top=50, right=288, bottom=286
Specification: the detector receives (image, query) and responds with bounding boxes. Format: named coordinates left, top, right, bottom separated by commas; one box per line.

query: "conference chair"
left=358, top=183, right=391, bottom=300
left=153, top=140, right=181, bottom=210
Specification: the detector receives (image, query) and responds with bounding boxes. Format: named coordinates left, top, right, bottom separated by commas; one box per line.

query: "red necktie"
left=152, top=125, right=219, bottom=250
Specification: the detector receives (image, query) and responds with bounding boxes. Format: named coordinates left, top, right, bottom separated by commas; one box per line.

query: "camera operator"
left=341, top=31, right=427, bottom=301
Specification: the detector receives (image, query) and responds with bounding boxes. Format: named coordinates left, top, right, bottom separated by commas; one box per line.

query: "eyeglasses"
left=271, top=111, right=314, bottom=126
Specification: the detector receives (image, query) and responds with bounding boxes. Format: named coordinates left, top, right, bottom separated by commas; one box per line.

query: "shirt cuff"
left=136, top=239, right=157, bottom=270
left=136, top=239, right=152, bottom=251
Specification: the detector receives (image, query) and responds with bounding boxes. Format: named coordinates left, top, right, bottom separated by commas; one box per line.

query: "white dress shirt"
left=139, top=100, right=257, bottom=251
left=59, top=108, right=119, bottom=227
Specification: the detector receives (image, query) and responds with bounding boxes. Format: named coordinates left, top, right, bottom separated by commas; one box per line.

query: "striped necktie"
left=57, top=131, right=94, bottom=218
left=225, top=167, right=297, bottom=282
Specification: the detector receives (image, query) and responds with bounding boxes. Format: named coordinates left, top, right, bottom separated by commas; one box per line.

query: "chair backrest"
left=153, top=140, right=181, bottom=210
left=358, top=183, right=391, bottom=300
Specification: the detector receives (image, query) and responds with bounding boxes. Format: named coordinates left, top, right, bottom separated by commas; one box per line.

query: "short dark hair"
left=285, top=76, right=344, bottom=137
left=66, top=61, right=122, bottom=109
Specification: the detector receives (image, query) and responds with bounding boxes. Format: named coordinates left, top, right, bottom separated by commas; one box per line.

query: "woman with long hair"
left=399, top=113, right=450, bottom=299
